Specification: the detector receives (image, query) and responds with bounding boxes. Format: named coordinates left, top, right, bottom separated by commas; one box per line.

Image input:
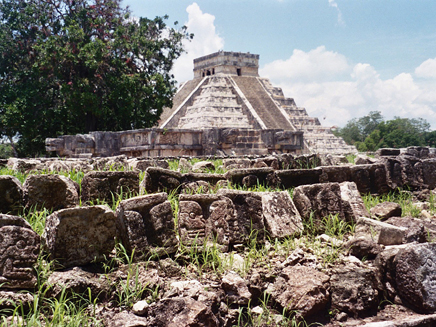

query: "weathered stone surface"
left=422, top=158, right=436, bottom=189
left=47, top=267, right=111, bottom=300
left=320, top=165, right=351, bottom=183
left=81, top=171, right=139, bottom=205
left=0, top=215, right=40, bottom=289
left=0, top=291, right=34, bottom=310
left=216, top=189, right=264, bottom=245
left=127, top=158, right=169, bottom=171
left=266, top=265, right=330, bottom=318
left=141, top=167, right=182, bottom=194
left=223, top=158, right=251, bottom=170
left=181, top=181, right=211, bottom=194
left=23, top=174, right=79, bottom=211
left=355, top=154, right=379, bottom=165
left=385, top=217, right=427, bottom=243
left=330, top=265, right=381, bottom=317
left=43, top=205, right=116, bottom=267
left=224, top=167, right=274, bottom=187
left=8, top=158, right=44, bottom=173
left=370, top=202, right=402, bottom=221
left=107, top=311, right=149, bottom=327
left=182, top=172, right=226, bottom=186
left=293, top=182, right=344, bottom=223
left=340, top=181, right=370, bottom=221
left=167, top=279, right=221, bottom=310
left=221, top=271, right=251, bottom=305
left=350, top=163, right=390, bottom=195
left=0, top=176, right=22, bottom=214
left=394, top=243, right=436, bottom=313
left=178, top=194, right=233, bottom=250
left=276, top=168, right=322, bottom=189
left=93, top=155, right=127, bottom=171
left=355, top=217, right=407, bottom=246
left=261, top=191, right=303, bottom=238
left=344, top=237, right=384, bottom=260
left=117, top=193, right=177, bottom=255
left=145, top=297, right=219, bottom=327
left=193, top=161, right=215, bottom=173
left=377, top=148, right=401, bottom=157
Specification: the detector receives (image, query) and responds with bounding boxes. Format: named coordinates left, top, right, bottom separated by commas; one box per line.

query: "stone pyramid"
left=160, top=51, right=356, bottom=155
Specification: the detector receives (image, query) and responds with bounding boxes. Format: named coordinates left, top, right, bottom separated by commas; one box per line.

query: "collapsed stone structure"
left=45, top=51, right=355, bottom=158
left=2, top=148, right=436, bottom=325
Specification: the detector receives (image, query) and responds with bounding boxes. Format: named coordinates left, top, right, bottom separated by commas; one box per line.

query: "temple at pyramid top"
left=193, top=51, right=260, bottom=78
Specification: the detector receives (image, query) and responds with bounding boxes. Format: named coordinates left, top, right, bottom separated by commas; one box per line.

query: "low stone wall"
left=45, top=128, right=305, bottom=158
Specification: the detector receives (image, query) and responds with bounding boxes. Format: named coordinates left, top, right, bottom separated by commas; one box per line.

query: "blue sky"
left=123, top=0, right=436, bottom=129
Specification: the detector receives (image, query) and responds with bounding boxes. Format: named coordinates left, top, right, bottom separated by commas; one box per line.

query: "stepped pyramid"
left=160, top=51, right=356, bottom=155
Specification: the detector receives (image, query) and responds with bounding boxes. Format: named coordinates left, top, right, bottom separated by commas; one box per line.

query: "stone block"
left=141, top=167, right=182, bottom=194
left=394, top=243, right=436, bottom=313
left=330, top=266, right=380, bottom=317
left=178, top=194, right=234, bottom=250
left=23, top=174, right=79, bottom=211
left=0, top=215, right=40, bottom=289
left=422, top=158, right=436, bottom=189
left=340, top=181, right=370, bottom=221
left=276, top=168, right=322, bottom=189
left=260, top=191, right=303, bottom=238
left=0, top=176, right=22, bottom=215
left=81, top=171, right=139, bottom=205
left=224, top=167, right=275, bottom=187
left=320, top=165, right=351, bottom=183
left=43, top=205, right=116, bottom=267
left=355, top=217, right=407, bottom=246
left=370, top=202, right=402, bottom=221
left=350, top=164, right=389, bottom=194
left=376, top=148, right=401, bottom=157
left=216, top=189, right=264, bottom=245
left=117, top=193, right=177, bottom=256
left=266, top=265, right=330, bottom=318
left=293, top=182, right=344, bottom=222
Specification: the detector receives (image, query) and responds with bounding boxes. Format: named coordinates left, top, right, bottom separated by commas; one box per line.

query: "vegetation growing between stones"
left=1, top=156, right=435, bottom=325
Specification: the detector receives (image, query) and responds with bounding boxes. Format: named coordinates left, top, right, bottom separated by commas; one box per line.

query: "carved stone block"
left=0, top=215, right=39, bottom=289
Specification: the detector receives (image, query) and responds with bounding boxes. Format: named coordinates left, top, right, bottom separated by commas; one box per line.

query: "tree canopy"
left=0, top=0, right=191, bottom=156
left=334, top=111, right=433, bottom=151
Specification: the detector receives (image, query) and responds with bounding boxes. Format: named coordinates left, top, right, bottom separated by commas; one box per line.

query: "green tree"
left=333, top=111, right=383, bottom=145
left=0, top=0, right=191, bottom=156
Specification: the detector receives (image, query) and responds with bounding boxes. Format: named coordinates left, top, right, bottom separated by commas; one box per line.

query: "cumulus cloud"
left=171, top=3, right=224, bottom=83
left=260, top=46, right=350, bottom=83
left=415, top=58, right=436, bottom=79
left=261, top=49, right=436, bottom=129
left=328, top=0, right=345, bottom=26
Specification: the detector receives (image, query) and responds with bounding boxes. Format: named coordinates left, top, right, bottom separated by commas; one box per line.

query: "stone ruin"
left=45, top=51, right=356, bottom=158
left=2, top=147, right=436, bottom=325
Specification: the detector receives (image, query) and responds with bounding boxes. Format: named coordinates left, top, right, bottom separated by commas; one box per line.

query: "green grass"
left=362, top=190, right=422, bottom=218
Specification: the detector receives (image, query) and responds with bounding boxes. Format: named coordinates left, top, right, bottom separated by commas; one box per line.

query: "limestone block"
left=376, top=148, right=401, bottom=157
left=330, top=265, right=381, bottom=317
left=224, top=167, right=275, bottom=187
left=394, top=243, right=436, bottom=313
left=370, top=202, right=402, bottom=221
left=355, top=217, right=407, bottom=246
left=42, top=205, right=116, bottom=267
left=222, top=158, right=251, bottom=170
left=23, top=174, right=79, bottom=211
left=178, top=194, right=233, bottom=250
left=340, top=181, right=370, bottom=221
left=221, top=271, right=251, bottom=305
left=276, top=168, right=322, bottom=189
left=81, top=171, right=139, bottom=205
left=216, top=189, right=264, bottom=245
left=141, top=167, right=182, bottom=194
left=385, top=217, right=427, bottom=243
left=422, top=158, right=436, bottom=189
left=350, top=164, right=389, bottom=194
left=293, top=182, right=344, bottom=223
left=192, top=161, right=215, bottom=173
left=0, top=176, right=22, bottom=215
left=0, top=215, right=40, bottom=289
left=319, top=165, right=351, bottom=183
left=127, top=159, right=169, bottom=171
left=344, top=237, right=383, bottom=260
left=260, top=191, right=303, bottom=238
left=117, top=193, right=177, bottom=256
left=266, top=265, right=330, bottom=318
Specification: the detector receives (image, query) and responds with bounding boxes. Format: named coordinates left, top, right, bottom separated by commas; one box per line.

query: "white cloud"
left=261, top=49, right=436, bottom=129
left=415, top=58, right=436, bottom=79
left=172, top=3, right=224, bottom=83
left=260, top=46, right=350, bottom=83
left=328, top=0, right=345, bottom=26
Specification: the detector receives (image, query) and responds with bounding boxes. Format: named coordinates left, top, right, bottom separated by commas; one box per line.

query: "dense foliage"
left=0, top=0, right=191, bottom=156
left=334, top=111, right=433, bottom=151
